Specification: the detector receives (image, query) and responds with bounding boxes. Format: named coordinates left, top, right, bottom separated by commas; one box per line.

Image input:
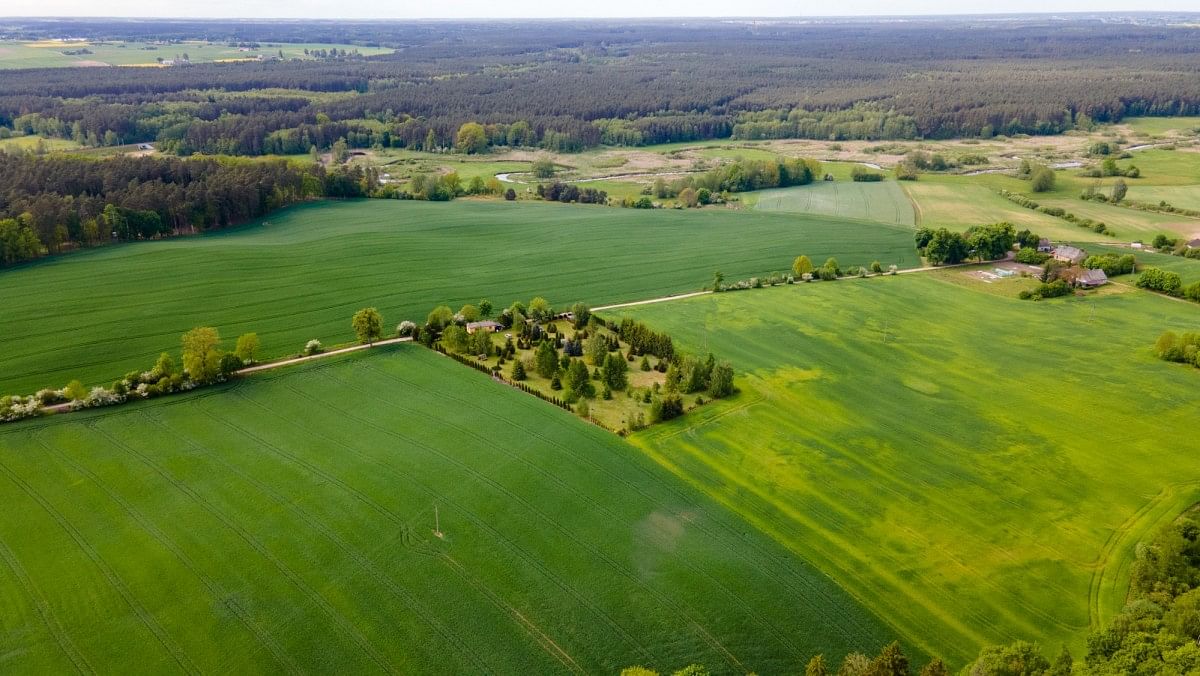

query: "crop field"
left=0, top=199, right=919, bottom=395
left=753, top=181, right=915, bottom=227
left=0, top=40, right=392, bottom=69
left=618, top=276, right=1200, bottom=665
left=0, top=346, right=900, bottom=673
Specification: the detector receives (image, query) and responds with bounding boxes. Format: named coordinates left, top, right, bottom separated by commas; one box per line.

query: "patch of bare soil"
left=72, top=60, right=110, bottom=67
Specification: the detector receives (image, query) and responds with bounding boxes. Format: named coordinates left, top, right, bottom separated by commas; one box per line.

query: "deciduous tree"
left=352, top=307, right=383, bottom=345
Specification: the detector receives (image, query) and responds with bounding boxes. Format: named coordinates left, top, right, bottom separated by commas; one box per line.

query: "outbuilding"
left=1053, top=245, right=1086, bottom=265
left=465, top=320, right=503, bottom=334
left=1037, top=238, right=1053, bottom=253
left=1078, top=269, right=1108, bottom=288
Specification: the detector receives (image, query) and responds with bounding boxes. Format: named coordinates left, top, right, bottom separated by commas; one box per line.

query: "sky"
left=3, top=0, right=1197, bottom=19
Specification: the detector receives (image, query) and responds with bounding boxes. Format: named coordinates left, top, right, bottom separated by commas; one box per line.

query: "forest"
left=0, top=154, right=374, bottom=264
left=1, top=17, right=1199, bottom=156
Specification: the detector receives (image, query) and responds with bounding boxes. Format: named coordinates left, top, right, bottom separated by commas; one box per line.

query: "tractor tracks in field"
left=1087, top=481, right=1200, bottom=629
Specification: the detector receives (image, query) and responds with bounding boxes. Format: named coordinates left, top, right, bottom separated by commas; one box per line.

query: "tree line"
left=3, top=18, right=1200, bottom=157
left=0, top=153, right=376, bottom=266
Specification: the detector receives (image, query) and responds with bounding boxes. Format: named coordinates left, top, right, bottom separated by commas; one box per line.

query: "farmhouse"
left=1037, top=238, right=1053, bottom=253
left=1053, top=245, right=1086, bottom=265
left=1078, top=269, right=1108, bottom=288
left=465, top=320, right=503, bottom=334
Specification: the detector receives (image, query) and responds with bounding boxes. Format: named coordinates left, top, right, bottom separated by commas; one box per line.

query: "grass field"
left=1121, top=116, right=1200, bottom=137
left=1125, top=185, right=1200, bottom=212
left=901, top=177, right=1067, bottom=235
left=753, top=181, right=916, bottom=227
left=0, top=135, right=83, bottom=153
left=618, top=276, right=1200, bottom=665
left=0, top=345, right=903, bottom=672
left=0, top=40, right=392, bottom=69
left=0, top=199, right=919, bottom=395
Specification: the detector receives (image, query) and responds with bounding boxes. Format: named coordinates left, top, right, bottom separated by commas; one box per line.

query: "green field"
left=619, top=276, right=1200, bottom=665
left=753, top=181, right=916, bottom=227
left=0, top=345, right=903, bottom=672
left=1126, top=184, right=1200, bottom=212
left=1122, top=116, right=1200, bottom=137
left=0, top=199, right=919, bottom=395
left=901, top=177, right=1068, bottom=236
left=0, top=40, right=392, bottom=69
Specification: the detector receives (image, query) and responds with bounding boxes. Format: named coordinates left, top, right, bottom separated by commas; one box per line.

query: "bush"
left=850, top=166, right=884, bottom=182
left=1022, top=279, right=1071, bottom=300
left=1137, top=268, right=1183, bottom=295
left=649, top=394, right=684, bottom=423
left=304, top=339, right=323, bottom=355
left=1030, top=166, right=1056, bottom=192
left=1015, top=247, right=1049, bottom=265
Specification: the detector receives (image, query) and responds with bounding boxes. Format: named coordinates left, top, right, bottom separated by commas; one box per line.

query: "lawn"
left=753, top=180, right=916, bottom=227
left=618, top=276, right=1200, bottom=666
left=0, top=199, right=919, bottom=395
left=0, top=345, right=901, bottom=672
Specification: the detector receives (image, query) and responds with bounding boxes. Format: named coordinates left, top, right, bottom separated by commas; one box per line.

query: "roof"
left=465, top=320, right=502, bottom=330
left=1079, top=269, right=1108, bottom=285
left=1054, top=245, right=1085, bottom=260
left=1188, top=239, right=1200, bottom=248
left=1038, top=238, right=1051, bottom=246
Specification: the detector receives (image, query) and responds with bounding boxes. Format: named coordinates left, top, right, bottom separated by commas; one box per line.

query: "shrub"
left=649, top=394, right=684, bottom=423
left=1022, top=279, right=1071, bottom=300
left=1137, top=268, right=1183, bottom=295
left=304, top=339, right=323, bottom=355
left=1015, top=247, right=1049, bottom=265
left=396, top=320, right=417, bottom=337
left=850, top=166, right=884, bottom=182
left=1030, top=166, right=1056, bottom=192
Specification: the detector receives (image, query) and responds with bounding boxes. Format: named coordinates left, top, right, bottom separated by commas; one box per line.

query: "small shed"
left=1053, top=245, right=1086, bottom=265
left=1078, top=269, right=1108, bottom=288
left=465, top=320, right=503, bottom=334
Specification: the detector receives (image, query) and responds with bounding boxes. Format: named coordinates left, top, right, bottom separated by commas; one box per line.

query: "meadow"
left=753, top=181, right=915, bottom=227
left=0, top=345, right=903, bottom=672
left=619, top=275, right=1200, bottom=665
left=0, top=199, right=920, bottom=395
left=0, top=40, right=391, bottom=68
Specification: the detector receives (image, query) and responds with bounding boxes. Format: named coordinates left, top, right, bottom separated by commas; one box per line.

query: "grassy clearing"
left=0, top=199, right=918, bottom=395
left=619, top=277, right=1200, bottom=666
left=0, top=40, right=391, bottom=69
left=1121, top=116, right=1200, bottom=137
left=0, top=135, right=83, bottom=153
left=753, top=181, right=915, bottom=227
left=0, top=345, right=899, bottom=672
